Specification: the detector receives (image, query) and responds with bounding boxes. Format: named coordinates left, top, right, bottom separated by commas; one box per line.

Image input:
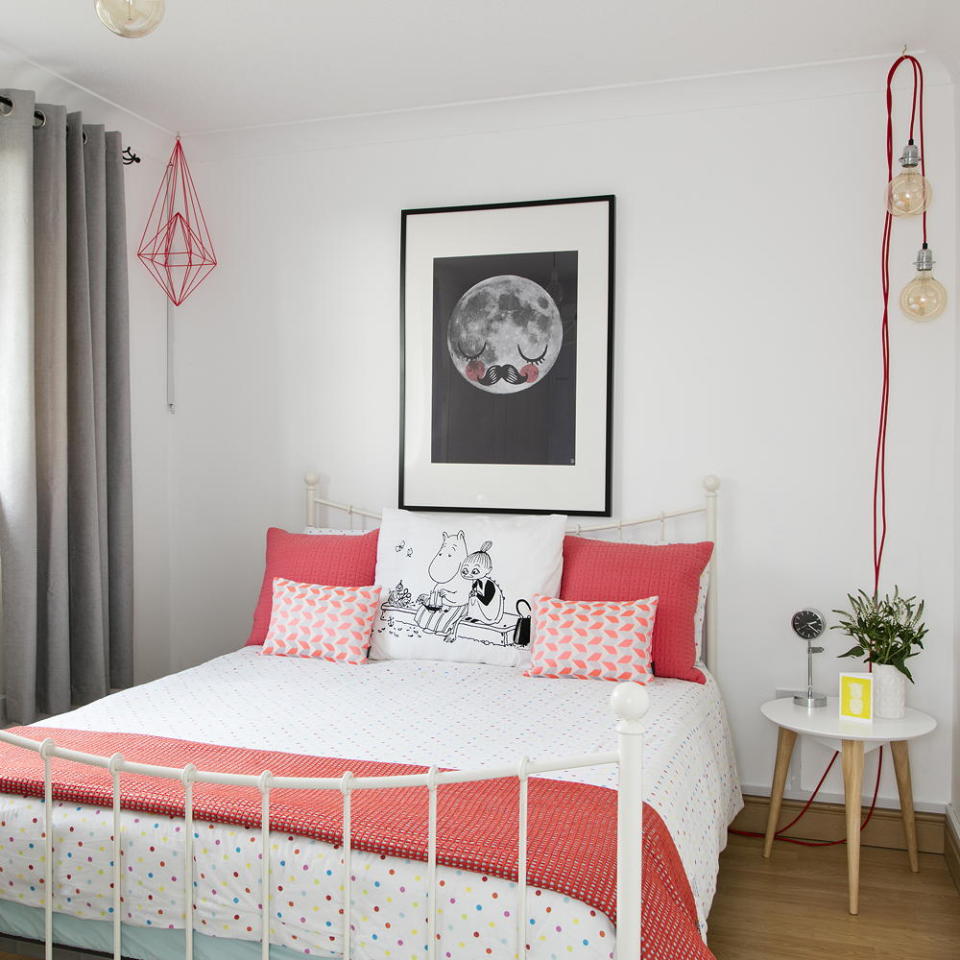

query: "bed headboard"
left=303, top=475, right=720, bottom=678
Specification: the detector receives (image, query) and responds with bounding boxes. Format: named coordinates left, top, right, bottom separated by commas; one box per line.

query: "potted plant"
left=833, top=587, right=927, bottom=719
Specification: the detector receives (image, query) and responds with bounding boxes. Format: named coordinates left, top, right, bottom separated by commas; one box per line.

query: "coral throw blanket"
left=0, top=728, right=713, bottom=960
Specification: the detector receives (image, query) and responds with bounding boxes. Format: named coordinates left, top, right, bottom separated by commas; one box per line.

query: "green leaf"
left=832, top=585, right=927, bottom=670
left=838, top=645, right=864, bottom=659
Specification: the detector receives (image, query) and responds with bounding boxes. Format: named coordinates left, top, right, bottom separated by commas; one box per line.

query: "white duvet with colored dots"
left=0, top=650, right=741, bottom=959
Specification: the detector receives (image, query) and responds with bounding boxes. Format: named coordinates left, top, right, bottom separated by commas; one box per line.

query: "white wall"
left=4, top=42, right=956, bottom=810
left=0, top=41, right=174, bottom=687
left=156, top=55, right=957, bottom=808
left=926, top=3, right=960, bottom=825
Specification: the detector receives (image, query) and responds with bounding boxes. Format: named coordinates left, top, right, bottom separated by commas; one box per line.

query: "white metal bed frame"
left=306, top=473, right=720, bottom=678
left=0, top=475, right=720, bottom=960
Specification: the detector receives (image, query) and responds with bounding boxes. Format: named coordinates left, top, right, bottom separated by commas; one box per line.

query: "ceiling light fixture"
left=95, top=0, right=165, bottom=39
left=879, top=55, right=946, bottom=324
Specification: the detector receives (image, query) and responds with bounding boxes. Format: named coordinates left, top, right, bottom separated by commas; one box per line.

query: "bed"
left=0, top=477, right=741, bottom=960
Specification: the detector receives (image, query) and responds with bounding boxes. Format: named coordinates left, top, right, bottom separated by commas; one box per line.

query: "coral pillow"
left=245, top=527, right=379, bottom=646
left=261, top=579, right=381, bottom=663
left=559, top=538, right=713, bottom=683
left=524, top=595, right=658, bottom=682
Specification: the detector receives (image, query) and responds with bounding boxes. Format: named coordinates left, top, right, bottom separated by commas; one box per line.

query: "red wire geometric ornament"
left=137, top=137, right=217, bottom=306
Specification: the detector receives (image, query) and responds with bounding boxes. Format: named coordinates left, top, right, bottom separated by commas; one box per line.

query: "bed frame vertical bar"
left=703, top=475, right=720, bottom=678
left=516, top=758, right=530, bottom=960
left=611, top=684, right=649, bottom=960
left=340, top=773, right=354, bottom=960
left=108, top=754, right=124, bottom=960
left=426, top=767, right=439, bottom=960
left=181, top=764, right=197, bottom=960
left=305, top=473, right=319, bottom=528
left=258, top=771, right=272, bottom=960
left=40, top=739, right=55, bottom=960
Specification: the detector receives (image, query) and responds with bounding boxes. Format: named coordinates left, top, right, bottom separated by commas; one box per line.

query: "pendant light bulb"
left=95, top=0, right=165, bottom=38
left=887, top=140, right=932, bottom=216
left=900, top=243, right=947, bottom=321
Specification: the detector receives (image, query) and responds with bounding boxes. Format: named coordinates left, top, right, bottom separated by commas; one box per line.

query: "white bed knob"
left=610, top=682, right=650, bottom=722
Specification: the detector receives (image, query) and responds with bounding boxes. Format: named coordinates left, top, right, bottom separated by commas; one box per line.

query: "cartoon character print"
left=410, top=532, right=522, bottom=646
left=460, top=541, right=505, bottom=625
left=415, top=531, right=472, bottom=640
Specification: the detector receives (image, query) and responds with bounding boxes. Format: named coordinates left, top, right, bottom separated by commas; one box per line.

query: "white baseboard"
left=945, top=803, right=960, bottom=892
left=947, top=803, right=960, bottom=838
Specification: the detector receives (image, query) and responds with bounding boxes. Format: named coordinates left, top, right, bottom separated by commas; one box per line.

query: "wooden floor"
left=709, top=834, right=960, bottom=960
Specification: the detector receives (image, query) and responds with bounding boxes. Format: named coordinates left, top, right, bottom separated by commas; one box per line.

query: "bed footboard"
left=0, top=685, right=648, bottom=960
left=612, top=682, right=649, bottom=959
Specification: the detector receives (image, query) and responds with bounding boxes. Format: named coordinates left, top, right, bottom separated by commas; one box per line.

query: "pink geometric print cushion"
left=559, top=537, right=713, bottom=684
left=245, top=527, right=380, bottom=647
left=260, top=578, right=381, bottom=664
left=524, top=595, right=659, bottom=683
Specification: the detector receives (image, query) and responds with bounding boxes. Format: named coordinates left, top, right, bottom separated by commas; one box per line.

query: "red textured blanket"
left=0, top=728, right=713, bottom=959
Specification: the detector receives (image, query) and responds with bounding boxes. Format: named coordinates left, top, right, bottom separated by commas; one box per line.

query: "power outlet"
left=774, top=689, right=802, bottom=792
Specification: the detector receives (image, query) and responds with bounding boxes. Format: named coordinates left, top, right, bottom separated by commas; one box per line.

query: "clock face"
left=792, top=609, right=825, bottom=640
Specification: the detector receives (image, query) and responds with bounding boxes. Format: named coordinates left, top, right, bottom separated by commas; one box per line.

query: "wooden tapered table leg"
left=841, top=739, right=864, bottom=915
left=761, top=698, right=936, bottom=916
left=763, top=727, right=797, bottom=858
left=889, top=739, right=919, bottom=872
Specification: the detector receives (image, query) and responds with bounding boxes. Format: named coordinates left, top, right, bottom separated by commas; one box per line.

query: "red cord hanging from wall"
left=876, top=54, right=929, bottom=587
left=731, top=53, right=933, bottom=849
left=138, top=137, right=217, bottom=306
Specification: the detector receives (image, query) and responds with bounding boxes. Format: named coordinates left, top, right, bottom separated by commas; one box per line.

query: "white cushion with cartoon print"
left=371, top=508, right=567, bottom=667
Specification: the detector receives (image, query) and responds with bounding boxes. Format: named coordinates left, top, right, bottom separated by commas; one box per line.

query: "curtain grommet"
left=33, top=110, right=46, bottom=129
left=0, top=95, right=13, bottom=117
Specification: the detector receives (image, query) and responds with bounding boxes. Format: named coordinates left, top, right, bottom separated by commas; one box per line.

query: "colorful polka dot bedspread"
left=0, top=651, right=742, bottom=959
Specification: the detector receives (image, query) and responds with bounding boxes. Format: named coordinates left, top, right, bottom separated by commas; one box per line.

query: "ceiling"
left=0, top=0, right=940, bottom=134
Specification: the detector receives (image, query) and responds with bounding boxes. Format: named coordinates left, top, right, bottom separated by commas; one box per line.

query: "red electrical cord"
left=731, top=54, right=925, bottom=849
left=729, top=747, right=883, bottom=847
left=876, top=55, right=926, bottom=588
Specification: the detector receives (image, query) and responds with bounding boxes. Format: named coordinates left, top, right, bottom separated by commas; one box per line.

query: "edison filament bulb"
left=95, top=0, right=165, bottom=38
left=900, top=244, right=947, bottom=321
left=887, top=140, right=932, bottom=217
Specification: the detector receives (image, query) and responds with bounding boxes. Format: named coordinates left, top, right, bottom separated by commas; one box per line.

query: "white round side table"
left=760, top=697, right=936, bottom=915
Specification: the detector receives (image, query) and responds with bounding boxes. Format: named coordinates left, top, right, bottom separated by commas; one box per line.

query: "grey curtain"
left=0, top=89, right=133, bottom=724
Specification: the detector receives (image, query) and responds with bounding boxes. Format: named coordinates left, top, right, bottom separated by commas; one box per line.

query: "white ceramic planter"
left=873, top=663, right=907, bottom=719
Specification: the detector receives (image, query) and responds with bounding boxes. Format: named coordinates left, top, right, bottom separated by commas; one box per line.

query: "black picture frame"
left=399, top=195, right=615, bottom=515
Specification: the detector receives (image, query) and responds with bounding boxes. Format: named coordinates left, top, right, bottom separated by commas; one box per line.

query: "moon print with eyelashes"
left=446, top=275, right=563, bottom=394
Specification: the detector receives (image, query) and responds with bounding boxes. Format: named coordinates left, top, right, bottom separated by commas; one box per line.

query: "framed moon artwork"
left=399, top=195, right=615, bottom=514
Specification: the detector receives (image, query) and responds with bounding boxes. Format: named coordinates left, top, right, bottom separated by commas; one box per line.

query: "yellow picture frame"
left=839, top=672, right=873, bottom=722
